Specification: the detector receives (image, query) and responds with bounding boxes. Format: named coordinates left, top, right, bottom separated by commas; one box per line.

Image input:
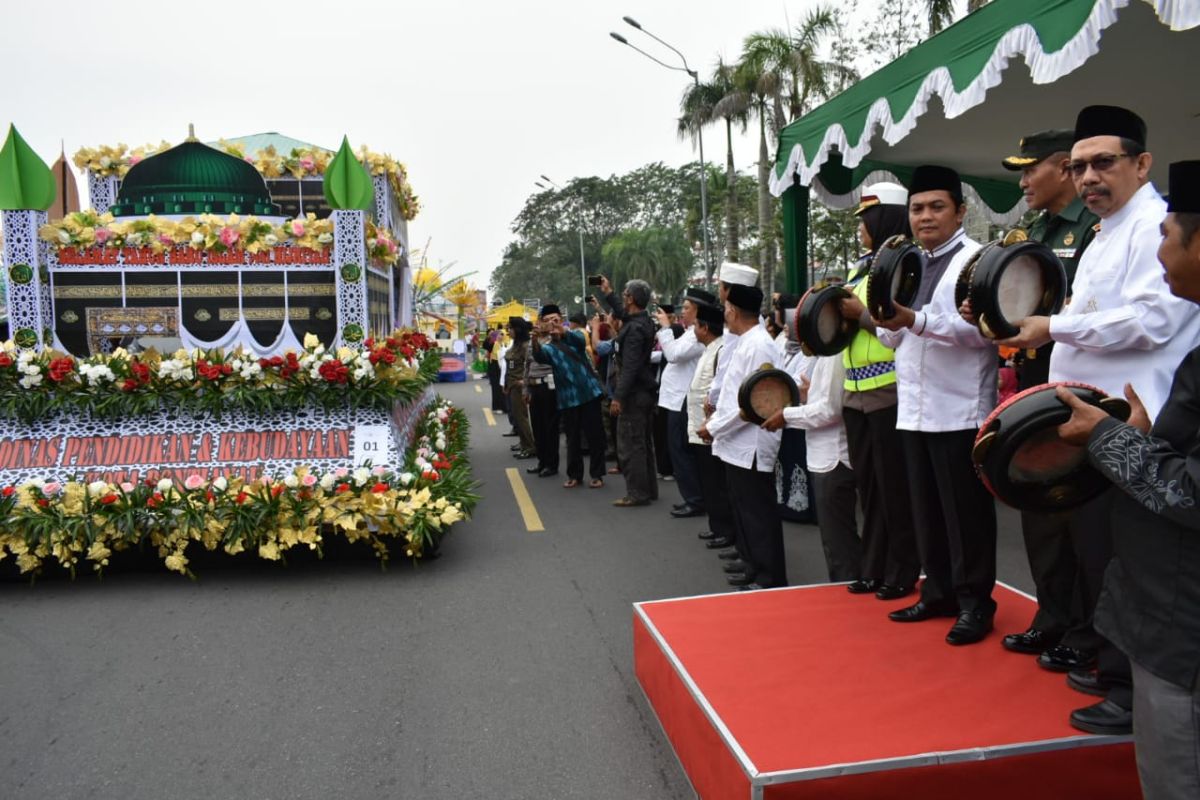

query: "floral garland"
left=37, top=210, right=402, bottom=266
left=73, top=141, right=420, bottom=221
left=0, top=331, right=437, bottom=423
left=0, top=397, right=476, bottom=578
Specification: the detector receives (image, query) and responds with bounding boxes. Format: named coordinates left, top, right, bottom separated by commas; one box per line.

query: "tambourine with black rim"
left=958, top=230, right=1068, bottom=340
left=972, top=381, right=1131, bottom=512
left=867, top=235, right=923, bottom=320
left=794, top=285, right=859, bottom=357
left=737, top=365, right=800, bottom=425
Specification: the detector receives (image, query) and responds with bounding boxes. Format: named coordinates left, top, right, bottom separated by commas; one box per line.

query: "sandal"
left=588, top=478, right=604, bottom=489
left=607, top=466, right=621, bottom=475
left=563, top=479, right=581, bottom=488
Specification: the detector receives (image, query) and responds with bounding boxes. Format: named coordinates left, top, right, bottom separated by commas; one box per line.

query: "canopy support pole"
left=781, top=176, right=808, bottom=294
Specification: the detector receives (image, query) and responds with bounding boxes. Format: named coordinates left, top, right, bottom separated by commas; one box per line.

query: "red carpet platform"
left=634, top=582, right=1139, bottom=799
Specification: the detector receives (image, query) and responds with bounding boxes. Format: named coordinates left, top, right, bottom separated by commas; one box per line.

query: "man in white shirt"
left=705, top=262, right=758, bottom=414
left=656, top=288, right=715, bottom=519
left=699, top=283, right=785, bottom=590
left=875, top=165, right=998, bottom=646
left=997, top=105, right=1200, bottom=735
left=763, top=355, right=858, bottom=582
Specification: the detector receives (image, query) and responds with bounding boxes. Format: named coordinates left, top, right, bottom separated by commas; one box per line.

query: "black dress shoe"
left=513, top=451, right=536, bottom=460
left=670, top=504, right=705, bottom=518
left=537, top=468, right=558, bottom=478
left=1069, top=699, right=1132, bottom=736
left=673, top=503, right=686, bottom=511
left=501, top=431, right=519, bottom=437
left=846, top=579, right=881, bottom=594
left=705, top=537, right=734, bottom=549
left=874, top=584, right=913, bottom=601
left=722, top=561, right=748, bottom=574
left=1066, top=669, right=1111, bottom=697
left=697, top=530, right=718, bottom=540
left=526, top=465, right=544, bottom=474
left=726, top=572, right=753, bottom=586
left=736, top=582, right=766, bottom=592
left=1038, top=645, right=1096, bottom=673
left=946, top=611, right=993, bottom=646
left=716, top=549, right=740, bottom=560
left=1002, top=628, right=1060, bottom=655
left=888, top=600, right=959, bottom=623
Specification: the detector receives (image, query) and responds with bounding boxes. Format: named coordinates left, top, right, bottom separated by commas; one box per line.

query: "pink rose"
left=129, top=155, right=143, bottom=166
left=159, top=234, right=174, bottom=247
left=299, top=157, right=315, bottom=171
left=94, top=228, right=110, bottom=245
left=334, top=467, right=349, bottom=478
left=120, top=482, right=135, bottom=493
left=245, top=156, right=255, bottom=164
left=184, top=475, right=205, bottom=490
left=219, top=227, right=239, bottom=247
left=302, top=474, right=318, bottom=487
left=43, top=482, right=62, bottom=497
left=290, top=220, right=305, bottom=237
left=372, top=465, right=388, bottom=476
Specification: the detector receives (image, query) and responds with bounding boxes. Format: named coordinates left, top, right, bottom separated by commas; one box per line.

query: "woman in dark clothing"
left=485, top=325, right=505, bottom=411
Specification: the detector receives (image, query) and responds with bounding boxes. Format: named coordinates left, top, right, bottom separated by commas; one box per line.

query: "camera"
left=584, top=294, right=596, bottom=304
left=587, top=275, right=604, bottom=286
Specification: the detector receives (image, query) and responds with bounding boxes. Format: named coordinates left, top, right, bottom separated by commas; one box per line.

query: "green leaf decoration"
left=323, top=135, right=374, bottom=211
left=0, top=125, right=56, bottom=211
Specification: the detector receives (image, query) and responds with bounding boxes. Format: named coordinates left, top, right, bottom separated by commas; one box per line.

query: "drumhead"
left=750, top=376, right=794, bottom=419
left=995, top=253, right=1045, bottom=322
left=1007, top=427, right=1087, bottom=483
left=816, top=300, right=840, bottom=341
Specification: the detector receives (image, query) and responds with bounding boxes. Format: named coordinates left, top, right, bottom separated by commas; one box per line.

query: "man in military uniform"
left=1001, top=130, right=1099, bottom=389
left=995, top=130, right=1099, bottom=660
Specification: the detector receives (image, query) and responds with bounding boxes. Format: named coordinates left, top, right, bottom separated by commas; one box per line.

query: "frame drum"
left=867, top=235, right=923, bottom=320
left=962, top=231, right=1068, bottom=340
left=738, top=367, right=800, bottom=426
left=795, top=285, right=858, bottom=357
left=972, top=381, right=1131, bottom=512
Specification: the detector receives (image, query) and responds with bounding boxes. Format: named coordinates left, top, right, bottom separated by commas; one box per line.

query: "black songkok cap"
left=727, top=283, right=763, bottom=313
left=908, top=165, right=963, bottom=205
left=695, top=301, right=724, bottom=327
left=1167, top=161, right=1200, bottom=213
left=684, top=287, right=717, bottom=306
left=1073, top=105, right=1147, bottom=147
left=658, top=304, right=675, bottom=315
left=539, top=304, right=561, bottom=319
left=1001, top=129, right=1075, bottom=170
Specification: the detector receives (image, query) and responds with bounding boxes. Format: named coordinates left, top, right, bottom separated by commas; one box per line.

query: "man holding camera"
left=524, top=304, right=562, bottom=478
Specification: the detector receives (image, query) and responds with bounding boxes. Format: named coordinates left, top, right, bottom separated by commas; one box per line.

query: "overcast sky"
left=1, top=0, right=952, bottom=291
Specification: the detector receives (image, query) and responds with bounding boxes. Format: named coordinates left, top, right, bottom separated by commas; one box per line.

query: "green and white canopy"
left=771, top=0, right=1200, bottom=224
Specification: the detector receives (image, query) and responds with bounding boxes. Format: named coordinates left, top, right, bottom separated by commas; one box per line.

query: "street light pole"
left=537, top=176, right=587, bottom=311
left=611, top=18, right=714, bottom=290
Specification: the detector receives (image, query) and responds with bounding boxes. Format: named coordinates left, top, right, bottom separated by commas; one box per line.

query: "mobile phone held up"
left=587, top=275, right=604, bottom=286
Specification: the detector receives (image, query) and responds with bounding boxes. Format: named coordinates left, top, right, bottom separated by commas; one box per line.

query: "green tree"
left=601, top=227, right=694, bottom=300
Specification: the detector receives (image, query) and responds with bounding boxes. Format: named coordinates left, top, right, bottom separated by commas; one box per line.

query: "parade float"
left=0, top=124, right=476, bottom=578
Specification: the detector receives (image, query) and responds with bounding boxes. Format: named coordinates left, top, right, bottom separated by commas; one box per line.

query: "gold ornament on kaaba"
left=194, top=308, right=212, bottom=322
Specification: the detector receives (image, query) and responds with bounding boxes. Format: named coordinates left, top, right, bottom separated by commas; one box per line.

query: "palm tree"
left=721, top=5, right=839, bottom=297
left=927, top=0, right=955, bottom=35
left=601, top=227, right=693, bottom=299
left=678, top=59, right=746, bottom=269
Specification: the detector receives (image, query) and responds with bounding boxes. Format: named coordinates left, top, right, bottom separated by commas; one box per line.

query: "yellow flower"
left=164, top=551, right=189, bottom=573
left=87, top=542, right=112, bottom=567
left=304, top=333, right=320, bottom=350
left=258, top=541, right=281, bottom=561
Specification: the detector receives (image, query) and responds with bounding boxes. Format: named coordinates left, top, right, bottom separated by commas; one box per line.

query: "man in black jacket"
left=605, top=278, right=658, bottom=507
left=1057, top=160, right=1200, bottom=799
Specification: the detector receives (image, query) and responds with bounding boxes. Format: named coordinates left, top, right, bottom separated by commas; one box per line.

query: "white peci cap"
left=719, top=261, right=759, bottom=287
left=854, top=182, right=908, bottom=216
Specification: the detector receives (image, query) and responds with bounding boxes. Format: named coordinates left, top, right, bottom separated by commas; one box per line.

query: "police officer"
left=995, top=130, right=1099, bottom=659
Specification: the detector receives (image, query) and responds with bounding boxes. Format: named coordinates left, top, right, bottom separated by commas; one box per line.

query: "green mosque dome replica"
left=110, top=126, right=279, bottom=217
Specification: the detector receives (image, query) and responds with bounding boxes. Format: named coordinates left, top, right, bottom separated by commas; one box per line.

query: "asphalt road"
left=0, top=378, right=1034, bottom=799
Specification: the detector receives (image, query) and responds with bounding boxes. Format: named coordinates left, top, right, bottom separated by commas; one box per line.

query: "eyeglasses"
left=1066, top=153, right=1133, bottom=178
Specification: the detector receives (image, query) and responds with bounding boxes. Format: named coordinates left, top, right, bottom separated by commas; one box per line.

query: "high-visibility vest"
left=843, top=270, right=898, bottom=393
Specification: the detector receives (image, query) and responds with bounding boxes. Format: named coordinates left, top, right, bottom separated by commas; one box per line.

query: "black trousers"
left=1062, top=489, right=1132, bottom=709
left=487, top=362, right=505, bottom=411
left=844, top=405, right=920, bottom=587
left=666, top=405, right=703, bottom=508
left=726, top=462, right=787, bottom=588
left=564, top=397, right=607, bottom=481
left=900, top=429, right=997, bottom=615
left=1019, top=508, right=1081, bottom=639
left=617, top=391, right=657, bottom=502
left=529, top=384, right=560, bottom=472
left=692, top=444, right=739, bottom=551
left=813, top=464, right=861, bottom=582
left=654, top=406, right=672, bottom=476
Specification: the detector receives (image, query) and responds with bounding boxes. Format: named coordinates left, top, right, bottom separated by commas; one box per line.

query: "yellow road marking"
left=475, top=384, right=482, bottom=393
left=482, top=407, right=496, bottom=426
left=505, top=467, right=544, bottom=532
